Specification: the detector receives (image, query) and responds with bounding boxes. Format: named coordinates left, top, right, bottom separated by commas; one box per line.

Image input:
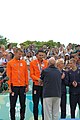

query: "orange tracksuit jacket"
left=7, top=58, right=28, bottom=87
left=30, top=59, right=48, bottom=85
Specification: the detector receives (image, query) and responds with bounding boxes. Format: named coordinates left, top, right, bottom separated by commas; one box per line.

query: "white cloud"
left=0, top=0, right=80, bottom=46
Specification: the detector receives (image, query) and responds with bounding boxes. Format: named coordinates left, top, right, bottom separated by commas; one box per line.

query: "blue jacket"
left=67, top=68, right=80, bottom=94
left=61, top=70, right=69, bottom=94
left=40, top=65, right=61, bottom=98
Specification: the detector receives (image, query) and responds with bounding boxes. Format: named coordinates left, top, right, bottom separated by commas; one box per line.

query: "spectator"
left=6, top=43, right=14, bottom=53
left=77, top=56, right=80, bottom=69
left=1, top=44, right=8, bottom=55
left=0, top=51, right=3, bottom=66
left=7, top=52, right=14, bottom=61
left=64, top=53, right=70, bottom=66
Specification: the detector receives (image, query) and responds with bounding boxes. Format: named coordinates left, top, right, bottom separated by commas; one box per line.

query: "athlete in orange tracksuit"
left=30, top=50, right=48, bottom=120
left=7, top=48, right=28, bottom=120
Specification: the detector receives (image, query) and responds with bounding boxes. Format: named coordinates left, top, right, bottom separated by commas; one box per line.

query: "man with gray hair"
left=40, top=57, right=61, bottom=120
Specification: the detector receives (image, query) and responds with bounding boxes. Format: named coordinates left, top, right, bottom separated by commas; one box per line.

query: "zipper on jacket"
left=18, top=60, right=20, bottom=85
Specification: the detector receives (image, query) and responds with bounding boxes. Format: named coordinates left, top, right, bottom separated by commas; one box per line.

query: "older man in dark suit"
left=40, top=57, right=61, bottom=120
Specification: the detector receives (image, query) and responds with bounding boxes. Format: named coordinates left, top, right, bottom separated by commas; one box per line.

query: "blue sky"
left=0, top=0, right=80, bottom=46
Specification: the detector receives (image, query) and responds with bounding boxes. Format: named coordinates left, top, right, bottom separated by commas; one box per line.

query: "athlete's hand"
left=25, top=86, right=28, bottom=93
left=8, top=87, right=12, bottom=93
left=72, top=81, right=77, bottom=87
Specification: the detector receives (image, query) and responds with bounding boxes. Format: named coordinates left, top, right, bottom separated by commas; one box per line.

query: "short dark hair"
left=36, top=49, right=45, bottom=55
left=7, top=43, right=12, bottom=48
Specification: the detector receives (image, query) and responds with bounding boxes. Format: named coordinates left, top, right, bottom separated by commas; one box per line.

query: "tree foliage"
left=0, top=35, right=78, bottom=49
left=0, top=35, right=18, bottom=48
left=0, top=35, right=8, bottom=46
left=21, top=40, right=62, bottom=48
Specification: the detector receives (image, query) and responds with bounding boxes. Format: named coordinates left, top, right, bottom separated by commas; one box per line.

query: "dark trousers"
left=10, top=86, right=26, bottom=120
left=70, top=94, right=80, bottom=118
left=61, top=93, right=66, bottom=118
left=32, top=84, right=44, bottom=120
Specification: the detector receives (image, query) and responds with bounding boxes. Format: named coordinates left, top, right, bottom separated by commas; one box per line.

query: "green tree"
left=0, top=35, right=8, bottom=46
left=21, top=40, right=62, bottom=49
left=11, top=43, right=18, bottom=47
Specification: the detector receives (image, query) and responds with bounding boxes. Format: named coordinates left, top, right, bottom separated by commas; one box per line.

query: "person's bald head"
left=48, top=57, right=55, bottom=66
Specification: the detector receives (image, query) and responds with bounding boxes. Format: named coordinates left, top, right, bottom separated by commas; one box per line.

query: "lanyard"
left=36, top=60, right=44, bottom=74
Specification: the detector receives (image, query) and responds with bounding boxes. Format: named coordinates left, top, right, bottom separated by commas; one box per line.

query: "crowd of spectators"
left=0, top=43, right=80, bottom=70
